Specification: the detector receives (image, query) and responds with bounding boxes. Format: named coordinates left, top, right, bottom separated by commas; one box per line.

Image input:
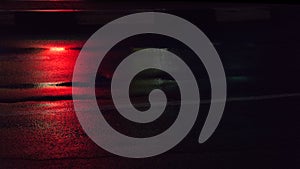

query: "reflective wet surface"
left=1, top=2, right=300, bottom=168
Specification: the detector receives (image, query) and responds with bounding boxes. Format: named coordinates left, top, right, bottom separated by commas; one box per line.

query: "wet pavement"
left=0, top=2, right=300, bottom=169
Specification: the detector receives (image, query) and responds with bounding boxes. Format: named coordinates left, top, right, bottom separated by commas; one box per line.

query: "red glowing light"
left=50, top=47, right=66, bottom=52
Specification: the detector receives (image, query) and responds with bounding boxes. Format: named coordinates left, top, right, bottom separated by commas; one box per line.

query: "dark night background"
left=0, top=0, right=299, bottom=168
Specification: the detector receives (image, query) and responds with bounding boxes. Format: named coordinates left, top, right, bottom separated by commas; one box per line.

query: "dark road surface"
left=0, top=1, right=300, bottom=169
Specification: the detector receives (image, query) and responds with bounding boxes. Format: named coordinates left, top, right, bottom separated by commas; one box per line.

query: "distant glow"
left=50, top=47, right=65, bottom=52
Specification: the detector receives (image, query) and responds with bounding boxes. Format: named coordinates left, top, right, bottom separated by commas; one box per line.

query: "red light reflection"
left=49, top=47, right=66, bottom=52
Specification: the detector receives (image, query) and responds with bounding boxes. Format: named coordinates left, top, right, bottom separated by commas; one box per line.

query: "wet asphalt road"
left=1, top=2, right=300, bottom=169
